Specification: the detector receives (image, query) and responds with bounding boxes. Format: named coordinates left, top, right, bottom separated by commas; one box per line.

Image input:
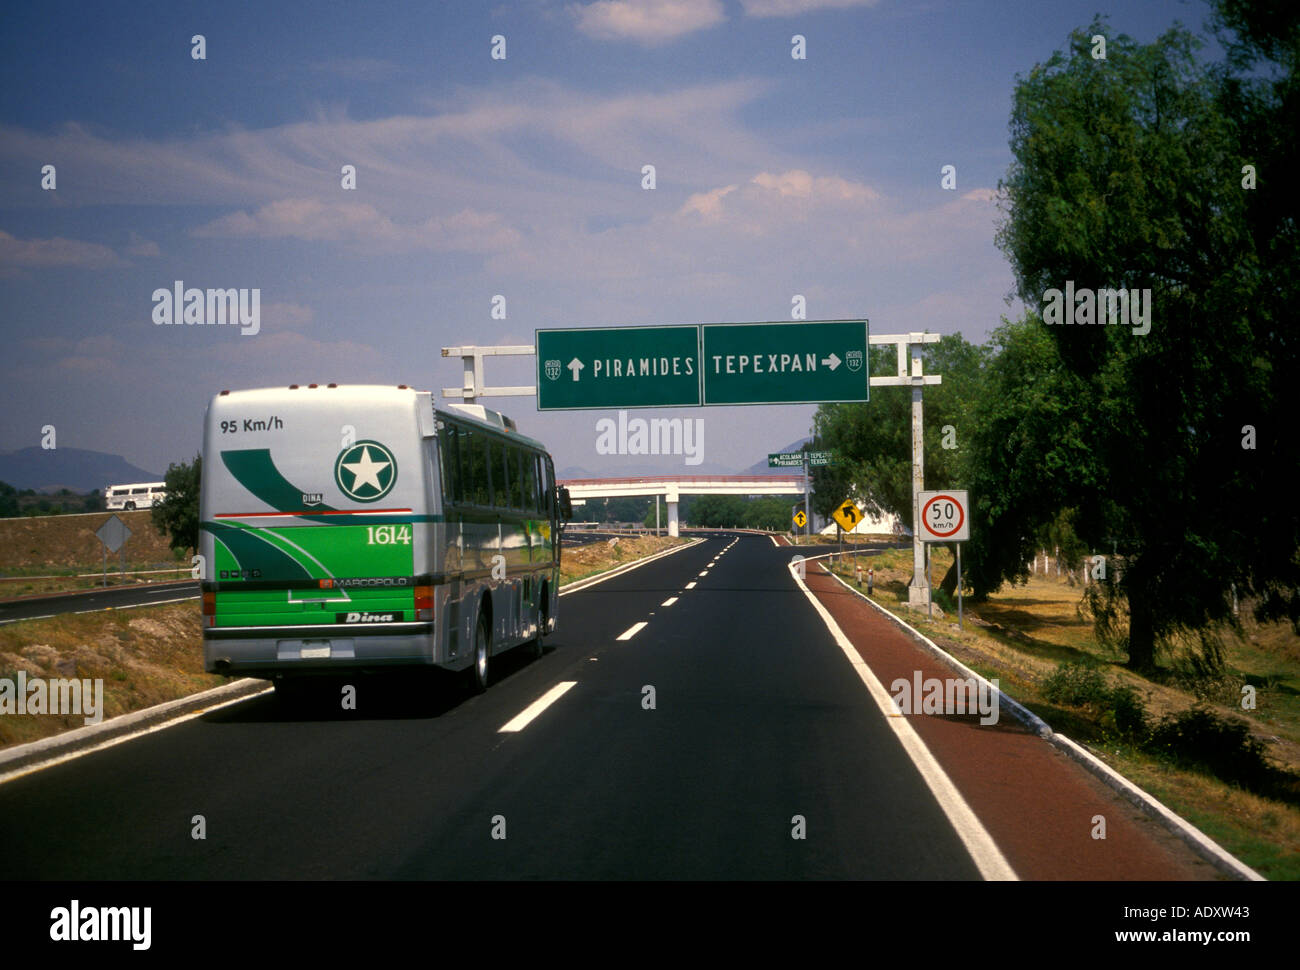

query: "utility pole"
left=803, top=450, right=811, bottom=545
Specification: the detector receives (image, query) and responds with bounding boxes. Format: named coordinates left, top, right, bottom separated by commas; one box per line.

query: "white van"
left=105, top=482, right=167, bottom=510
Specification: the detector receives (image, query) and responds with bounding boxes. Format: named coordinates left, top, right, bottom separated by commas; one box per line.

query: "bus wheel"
left=471, top=612, right=490, bottom=693
left=530, top=592, right=548, bottom=658
left=124, top=502, right=135, bottom=510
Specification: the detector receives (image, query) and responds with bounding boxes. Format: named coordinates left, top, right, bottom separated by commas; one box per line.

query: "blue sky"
left=0, top=0, right=1221, bottom=478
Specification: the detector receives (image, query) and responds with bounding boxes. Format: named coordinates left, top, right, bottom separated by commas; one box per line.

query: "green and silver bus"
left=199, top=384, right=570, bottom=696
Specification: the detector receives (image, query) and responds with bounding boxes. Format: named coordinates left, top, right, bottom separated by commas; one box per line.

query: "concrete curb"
left=816, top=562, right=1265, bottom=882
left=0, top=677, right=270, bottom=777
left=1048, top=734, right=1264, bottom=881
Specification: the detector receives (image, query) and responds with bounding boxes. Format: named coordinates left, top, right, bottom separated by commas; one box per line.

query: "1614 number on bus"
left=367, top=525, right=411, bottom=545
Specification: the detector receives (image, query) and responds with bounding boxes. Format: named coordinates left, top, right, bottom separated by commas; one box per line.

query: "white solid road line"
left=498, top=681, right=578, bottom=733
left=787, top=561, right=1019, bottom=882
left=616, top=621, right=647, bottom=641
left=0, top=593, right=200, bottom=626
left=661, top=597, right=678, bottom=606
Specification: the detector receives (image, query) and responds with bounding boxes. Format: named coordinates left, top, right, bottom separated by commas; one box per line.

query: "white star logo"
left=343, top=446, right=391, bottom=493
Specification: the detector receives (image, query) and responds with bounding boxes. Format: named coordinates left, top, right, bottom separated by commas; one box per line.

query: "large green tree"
left=995, top=15, right=1298, bottom=669
left=963, top=315, right=1098, bottom=598
left=152, top=455, right=201, bottom=556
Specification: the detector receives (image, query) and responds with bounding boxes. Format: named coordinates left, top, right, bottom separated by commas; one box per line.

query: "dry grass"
left=560, top=534, right=687, bottom=585
left=0, top=510, right=187, bottom=600
left=0, top=603, right=228, bottom=749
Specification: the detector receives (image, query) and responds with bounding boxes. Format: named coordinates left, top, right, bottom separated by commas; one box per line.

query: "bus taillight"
left=415, top=585, right=434, bottom=621
left=202, top=591, right=216, bottom=627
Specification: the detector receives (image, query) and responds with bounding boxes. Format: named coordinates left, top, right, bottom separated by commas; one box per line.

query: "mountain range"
left=0, top=448, right=162, bottom=493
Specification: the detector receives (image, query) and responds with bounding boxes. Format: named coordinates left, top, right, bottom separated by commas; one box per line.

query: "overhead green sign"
left=536, top=320, right=868, bottom=409
left=701, top=321, right=868, bottom=405
left=536, top=325, right=701, bottom=410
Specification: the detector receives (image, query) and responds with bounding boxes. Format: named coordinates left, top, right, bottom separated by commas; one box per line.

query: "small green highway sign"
left=536, top=325, right=701, bottom=410
left=536, top=320, right=868, bottom=410
left=768, top=451, right=834, bottom=468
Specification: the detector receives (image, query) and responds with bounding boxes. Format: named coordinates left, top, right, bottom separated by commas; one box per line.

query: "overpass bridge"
left=558, top=475, right=806, bottom=537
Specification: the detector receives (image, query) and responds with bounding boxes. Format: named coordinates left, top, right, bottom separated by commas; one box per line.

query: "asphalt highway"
left=0, top=533, right=984, bottom=879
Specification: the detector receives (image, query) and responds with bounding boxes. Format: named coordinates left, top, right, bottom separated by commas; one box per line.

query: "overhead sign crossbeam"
left=535, top=320, right=869, bottom=410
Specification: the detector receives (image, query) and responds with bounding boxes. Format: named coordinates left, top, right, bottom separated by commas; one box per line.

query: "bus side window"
left=483, top=438, right=497, bottom=508
left=522, top=451, right=539, bottom=513
left=439, top=424, right=461, bottom=505
left=498, top=443, right=513, bottom=511
left=534, top=454, right=545, bottom=513
left=463, top=429, right=485, bottom=506
left=509, top=446, right=524, bottom=510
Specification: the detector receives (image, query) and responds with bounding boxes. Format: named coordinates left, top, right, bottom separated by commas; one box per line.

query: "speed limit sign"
left=918, top=490, right=969, bottom=542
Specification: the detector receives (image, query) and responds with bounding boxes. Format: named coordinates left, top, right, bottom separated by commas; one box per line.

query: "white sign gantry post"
left=866, top=333, right=942, bottom=610
left=440, top=344, right=536, bottom=404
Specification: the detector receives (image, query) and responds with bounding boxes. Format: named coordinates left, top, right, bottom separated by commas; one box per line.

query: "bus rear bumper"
left=203, top=623, right=436, bottom=676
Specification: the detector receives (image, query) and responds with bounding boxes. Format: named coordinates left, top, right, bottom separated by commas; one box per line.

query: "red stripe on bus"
left=214, top=509, right=413, bottom=518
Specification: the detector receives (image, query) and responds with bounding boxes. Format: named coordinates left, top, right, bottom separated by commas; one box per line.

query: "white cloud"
left=749, top=169, right=880, bottom=202
left=124, top=231, right=161, bottom=258
left=961, top=187, right=998, bottom=202
left=680, top=183, right=738, bottom=220
left=739, top=0, right=880, bottom=16
left=570, top=0, right=726, bottom=43
left=0, top=80, right=775, bottom=242
left=191, top=199, right=521, bottom=253
left=0, top=229, right=120, bottom=269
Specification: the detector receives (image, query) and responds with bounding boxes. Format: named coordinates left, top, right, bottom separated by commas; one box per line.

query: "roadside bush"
left=1147, top=707, right=1287, bottom=798
left=1042, top=663, right=1111, bottom=706
left=1103, top=686, right=1148, bottom=738
left=1043, top=662, right=1148, bottom=740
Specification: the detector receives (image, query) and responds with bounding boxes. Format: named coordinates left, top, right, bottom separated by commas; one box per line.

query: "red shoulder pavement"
left=803, top=563, right=1222, bottom=880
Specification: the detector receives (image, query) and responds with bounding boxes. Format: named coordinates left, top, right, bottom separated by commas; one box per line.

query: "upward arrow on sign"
left=567, top=358, right=585, bottom=381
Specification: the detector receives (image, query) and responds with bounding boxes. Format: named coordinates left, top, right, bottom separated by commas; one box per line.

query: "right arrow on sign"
left=822, top=353, right=841, bottom=371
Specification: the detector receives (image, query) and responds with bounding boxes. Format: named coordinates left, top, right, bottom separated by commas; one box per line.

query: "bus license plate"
left=300, top=644, right=331, bottom=659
